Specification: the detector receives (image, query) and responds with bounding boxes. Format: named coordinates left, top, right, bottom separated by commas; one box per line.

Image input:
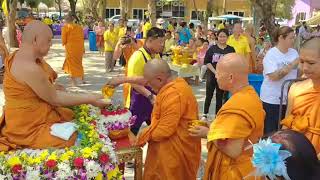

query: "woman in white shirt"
left=260, top=26, right=299, bottom=135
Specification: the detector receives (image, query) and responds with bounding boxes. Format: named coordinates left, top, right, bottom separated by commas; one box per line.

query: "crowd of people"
left=0, top=12, right=320, bottom=180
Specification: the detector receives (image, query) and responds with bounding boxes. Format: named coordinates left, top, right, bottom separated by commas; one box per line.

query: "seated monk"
left=107, top=59, right=201, bottom=180
left=189, top=53, right=265, bottom=180
left=282, top=37, right=320, bottom=154
left=0, top=20, right=108, bottom=151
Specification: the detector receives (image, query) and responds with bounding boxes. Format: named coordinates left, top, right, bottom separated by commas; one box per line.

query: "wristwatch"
left=147, top=94, right=154, bottom=102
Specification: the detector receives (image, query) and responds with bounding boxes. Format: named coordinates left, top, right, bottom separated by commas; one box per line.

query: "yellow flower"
left=66, top=150, right=74, bottom=157
left=7, top=157, right=21, bottom=167
left=81, top=147, right=93, bottom=159
left=40, top=150, right=49, bottom=161
left=47, top=152, right=57, bottom=161
left=60, top=153, right=70, bottom=162
left=0, top=151, right=5, bottom=157
left=107, top=166, right=122, bottom=179
left=20, top=152, right=28, bottom=161
left=92, top=143, right=102, bottom=151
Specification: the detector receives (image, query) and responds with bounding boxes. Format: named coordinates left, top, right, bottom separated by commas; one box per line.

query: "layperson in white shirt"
left=260, top=26, right=299, bottom=135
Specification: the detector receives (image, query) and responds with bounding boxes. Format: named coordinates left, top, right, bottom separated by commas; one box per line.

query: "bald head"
left=22, top=20, right=52, bottom=44
left=144, top=59, right=172, bottom=77
left=143, top=59, right=172, bottom=93
left=217, top=53, right=249, bottom=75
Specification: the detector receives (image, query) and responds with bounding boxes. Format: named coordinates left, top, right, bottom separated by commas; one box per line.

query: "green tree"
left=68, top=0, right=77, bottom=18
left=41, top=0, right=55, bottom=7
left=275, top=0, right=295, bottom=19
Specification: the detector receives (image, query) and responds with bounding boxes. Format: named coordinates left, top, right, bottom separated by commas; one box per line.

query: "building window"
left=156, top=1, right=185, bottom=18
left=106, top=8, right=121, bottom=19
left=133, top=9, right=147, bottom=20
left=297, top=12, right=307, bottom=21
left=226, top=11, right=244, bottom=17
left=191, top=11, right=205, bottom=20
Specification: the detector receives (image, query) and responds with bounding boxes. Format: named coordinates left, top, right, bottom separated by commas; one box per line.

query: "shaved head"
left=22, top=20, right=52, bottom=44
left=144, top=59, right=171, bottom=76
left=217, top=53, right=249, bottom=75
left=216, top=53, right=249, bottom=91
left=301, top=37, right=320, bottom=56
left=300, top=37, right=320, bottom=80
left=21, top=20, right=53, bottom=58
left=143, top=59, right=172, bottom=93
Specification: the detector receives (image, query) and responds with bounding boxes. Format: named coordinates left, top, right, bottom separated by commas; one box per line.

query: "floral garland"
left=0, top=104, right=122, bottom=180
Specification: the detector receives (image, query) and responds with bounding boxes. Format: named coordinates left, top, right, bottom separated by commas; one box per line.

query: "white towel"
left=50, top=122, right=77, bottom=141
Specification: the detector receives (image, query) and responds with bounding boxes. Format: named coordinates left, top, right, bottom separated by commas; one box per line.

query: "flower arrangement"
left=0, top=104, right=122, bottom=180
left=250, top=138, right=292, bottom=180
left=99, top=104, right=136, bottom=140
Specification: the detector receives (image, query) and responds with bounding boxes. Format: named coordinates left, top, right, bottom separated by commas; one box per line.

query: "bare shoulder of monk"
left=11, top=55, right=56, bottom=103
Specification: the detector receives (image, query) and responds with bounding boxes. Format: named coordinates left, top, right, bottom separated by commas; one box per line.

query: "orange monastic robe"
left=62, top=23, right=85, bottom=78
left=204, top=86, right=265, bottom=180
left=137, top=78, right=201, bottom=180
left=0, top=52, right=76, bottom=151
left=282, top=79, right=320, bottom=153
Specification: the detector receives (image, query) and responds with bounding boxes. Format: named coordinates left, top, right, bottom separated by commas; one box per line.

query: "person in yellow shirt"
left=126, top=27, right=164, bottom=135
left=115, top=19, right=127, bottom=39
left=143, top=18, right=152, bottom=39
left=227, top=22, right=251, bottom=70
left=168, top=21, right=175, bottom=32
left=164, top=30, right=176, bottom=54
left=218, top=21, right=225, bottom=30
left=104, top=23, right=118, bottom=72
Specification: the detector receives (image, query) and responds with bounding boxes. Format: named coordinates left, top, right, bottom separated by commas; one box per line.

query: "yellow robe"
left=204, top=86, right=265, bottom=180
left=0, top=52, right=76, bottom=151
left=137, top=78, right=201, bottom=180
left=282, top=79, right=320, bottom=153
left=62, top=23, right=85, bottom=78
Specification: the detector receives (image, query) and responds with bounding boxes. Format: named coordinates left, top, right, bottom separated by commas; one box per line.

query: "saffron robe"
left=282, top=79, right=320, bottom=153
left=204, top=86, right=265, bottom=180
left=137, top=78, right=201, bottom=180
left=62, top=23, right=85, bottom=78
left=0, top=52, right=76, bottom=151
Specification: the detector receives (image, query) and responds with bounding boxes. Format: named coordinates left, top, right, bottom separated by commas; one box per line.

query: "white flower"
left=26, top=167, right=41, bottom=180
left=56, top=162, right=72, bottom=179
left=0, top=174, right=12, bottom=180
left=85, top=160, right=102, bottom=179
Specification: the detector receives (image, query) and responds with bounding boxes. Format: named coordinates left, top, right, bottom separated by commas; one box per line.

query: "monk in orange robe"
left=107, top=59, right=201, bottom=180
left=0, top=21, right=107, bottom=151
left=62, top=15, right=85, bottom=86
left=282, top=37, right=320, bottom=154
left=190, top=53, right=265, bottom=180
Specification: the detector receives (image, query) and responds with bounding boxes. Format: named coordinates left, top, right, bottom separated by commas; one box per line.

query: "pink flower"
left=45, top=160, right=57, bottom=169
left=73, top=157, right=84, bottom=168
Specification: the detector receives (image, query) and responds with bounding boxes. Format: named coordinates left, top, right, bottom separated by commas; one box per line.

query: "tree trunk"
left=148, top=0, right=156, bottom=26
left=8, top=0, right=18, bottom=48
left=55, top=0, right=62, bottom=18
left=68, top=0, right=77, bottom=18
left=206, top=0, right=214, bottom=27
left=192, top=0, right=199, bottom=20
left=251, top=0, right=277, bottom=44
left=120, top=0, right=126, bottom=20
left=99, top=0, right=106, bottom=21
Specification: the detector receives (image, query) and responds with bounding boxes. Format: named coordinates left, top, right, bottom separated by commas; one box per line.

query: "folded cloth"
left=50, top=122, right=77, bottom=141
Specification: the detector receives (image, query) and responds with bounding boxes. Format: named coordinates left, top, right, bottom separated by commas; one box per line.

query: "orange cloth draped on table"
left=204, top=86, right=265, bottom=180
left=62, top=23, right=85, bottom=78
left=0, top=52, right=76, bottom=151
left=282, top=79, right=320, bottom=153
left=122, top=39, right=144, bottom=104
left=137, top=78, right=201, bottom=180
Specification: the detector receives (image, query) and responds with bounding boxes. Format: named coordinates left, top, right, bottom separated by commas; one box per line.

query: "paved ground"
left=0, top=38, right=218, bottom=179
